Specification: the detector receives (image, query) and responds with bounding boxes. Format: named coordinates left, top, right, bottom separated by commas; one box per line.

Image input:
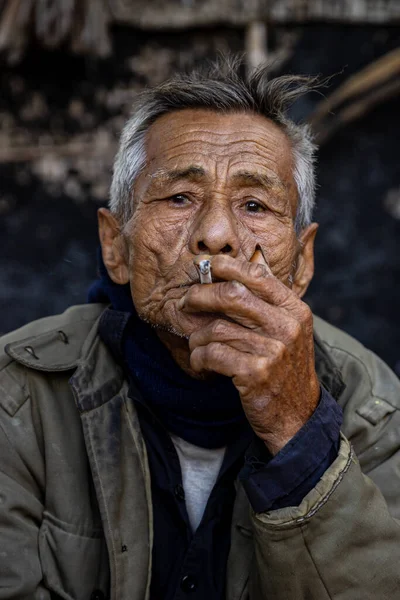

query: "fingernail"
left=250, top=244, right=268, bottom=264
left=178, top=297, right=185, bottom=310
left=250, top=249, right=262, bottom=263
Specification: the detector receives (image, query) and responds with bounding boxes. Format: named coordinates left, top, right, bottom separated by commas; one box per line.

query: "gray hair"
left=110, top=57, right=319, bottom=232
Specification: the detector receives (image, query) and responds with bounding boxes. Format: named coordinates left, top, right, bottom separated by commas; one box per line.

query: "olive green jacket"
left=0, top=304, right=400, bottom=600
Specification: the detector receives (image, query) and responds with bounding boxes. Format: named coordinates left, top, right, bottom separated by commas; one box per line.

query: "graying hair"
left=110, top=57, right=319, bottom=232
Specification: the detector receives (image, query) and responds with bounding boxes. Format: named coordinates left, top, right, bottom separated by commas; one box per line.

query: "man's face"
left=110, top=109, right=307, bottom=337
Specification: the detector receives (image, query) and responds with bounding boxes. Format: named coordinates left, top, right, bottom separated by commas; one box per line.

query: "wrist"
left=261, top=383, right=321, bottom=455
left=262, top=425, right=303, bottom=456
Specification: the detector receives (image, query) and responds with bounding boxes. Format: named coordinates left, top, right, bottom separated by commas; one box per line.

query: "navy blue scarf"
left=88, top=252, right=251, bottom=449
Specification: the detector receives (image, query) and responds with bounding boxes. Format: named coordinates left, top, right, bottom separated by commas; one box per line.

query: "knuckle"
left=190, top=346, right=203, bottom=370
left=185, top=284, right=200, bottom=303
left=191, top=343, right=224, bottom=370
left=248, top=262, right=267, bottom=280
left=299, top=302, right=312, bottom=322
left=210, top=319, right=228, bottom=337
left=188, top=332, right=197, bottom=352
left=223, top=281, right=247, bottom=303
left=304, top=309, right=314, bottom=330
left=206, top=342, right=224, bottom=362
left=273, top=340, right=287, bottom=361
left=254, top=356, right=269, bottom=377
left=289, top=321, right=302, bottom=340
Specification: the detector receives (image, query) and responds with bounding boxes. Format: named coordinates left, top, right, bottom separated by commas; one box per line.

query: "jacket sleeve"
left=0, top=364, right=51, bottom=600
left=249, top=334, right=400, bottom=600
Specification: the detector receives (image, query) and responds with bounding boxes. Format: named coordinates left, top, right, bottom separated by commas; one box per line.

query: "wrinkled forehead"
left=143, top=108, right=296, bottom=186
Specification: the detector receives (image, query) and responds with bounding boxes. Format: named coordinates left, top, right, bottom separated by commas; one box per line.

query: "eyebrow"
left=148, top=166, right=206, bottom=183
left=146, top=166, right=287, bottom=195
left=231, top=170, right=287, bottom=193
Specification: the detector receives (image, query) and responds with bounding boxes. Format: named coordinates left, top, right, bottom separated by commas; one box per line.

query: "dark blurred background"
left=0, top=0, right=399, bottom=375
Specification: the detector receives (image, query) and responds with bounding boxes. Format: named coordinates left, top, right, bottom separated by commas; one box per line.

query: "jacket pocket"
left=39, top=510, right=110, bottom=600
left=356, top=396, right=396, bottom=426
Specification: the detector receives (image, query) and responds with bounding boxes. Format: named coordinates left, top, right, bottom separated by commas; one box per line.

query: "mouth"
left=161, top=260, right=211, bottom=296
left=174, top=267, right=203, bottom=289
left=158, top=278, right=196, bottom=304
left=177, top=282, right=193, bottom=289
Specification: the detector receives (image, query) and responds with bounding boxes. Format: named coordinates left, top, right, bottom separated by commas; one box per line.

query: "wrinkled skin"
left=99, top=109, right=320, bottom=453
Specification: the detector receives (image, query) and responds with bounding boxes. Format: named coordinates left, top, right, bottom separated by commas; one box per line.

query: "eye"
left=169, top=194, right=190, bottom=206
left=245, top=200, right=265, bottom=213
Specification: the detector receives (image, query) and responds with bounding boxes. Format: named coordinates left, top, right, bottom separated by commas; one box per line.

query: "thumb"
left=249, top=244, right=273, bottom=276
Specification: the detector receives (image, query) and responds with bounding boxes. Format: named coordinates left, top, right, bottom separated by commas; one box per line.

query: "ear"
left=292, top=223, right=318, bottom=298
left=98, top=208, right=130, bottom=285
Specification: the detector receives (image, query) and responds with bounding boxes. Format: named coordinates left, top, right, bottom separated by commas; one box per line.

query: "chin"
left=149, top=305, right=217, bottom=339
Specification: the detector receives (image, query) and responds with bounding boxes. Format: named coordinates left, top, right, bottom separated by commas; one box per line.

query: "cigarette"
left=194, top=254, right=213, bottom=284
left=198, top=259, right=212, bottom=284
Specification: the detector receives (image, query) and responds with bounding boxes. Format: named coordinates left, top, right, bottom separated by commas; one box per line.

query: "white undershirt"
left=170, top=434, right=226, bottom=532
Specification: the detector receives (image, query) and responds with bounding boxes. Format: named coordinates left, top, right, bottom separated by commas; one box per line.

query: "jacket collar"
left=4, top=305, right=345, bottom=406
left=4, top=304, right=106, bottom=373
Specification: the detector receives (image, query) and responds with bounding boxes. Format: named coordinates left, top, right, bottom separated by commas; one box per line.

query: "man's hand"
left=181, top=254, right=320, bottom=455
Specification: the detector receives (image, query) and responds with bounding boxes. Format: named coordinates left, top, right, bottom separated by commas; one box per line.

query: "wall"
left=0, top=22, right=399, bottom=374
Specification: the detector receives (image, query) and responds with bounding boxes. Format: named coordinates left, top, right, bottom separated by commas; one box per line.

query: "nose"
left=188, top=203, right=240, bottom=257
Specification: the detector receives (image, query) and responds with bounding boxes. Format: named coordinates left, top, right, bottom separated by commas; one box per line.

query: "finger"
left=189, top=318, right=287, bottom=356
left=190, top=343, right=285, bottom=403
left=249, top=245, right=273, bottom=274
left=209, top=254, right=298, bottom=311
left=190, top=342, right=273, bottom=384
left=181, top=281, right=300, bottom=343
left=190, top=342, right=242, bottom=377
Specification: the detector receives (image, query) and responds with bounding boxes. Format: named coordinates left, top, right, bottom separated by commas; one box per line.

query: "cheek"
left=132, top=205, right=192, bottom=254
left=124, top=207, right=191, bottom=303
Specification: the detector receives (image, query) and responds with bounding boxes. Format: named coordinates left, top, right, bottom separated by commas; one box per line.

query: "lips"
left=164, top=256, right=213, bottom=292
left=174, top=266, right=204, bottom=288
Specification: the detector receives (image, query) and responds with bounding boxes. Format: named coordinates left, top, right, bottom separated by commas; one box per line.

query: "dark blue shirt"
left=98, top=309, right=343, bottom=600
left=240, top=386, right=342, bottom=511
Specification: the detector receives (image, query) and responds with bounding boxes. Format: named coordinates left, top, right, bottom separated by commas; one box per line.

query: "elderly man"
left=1, top=60, right=400, bottom=600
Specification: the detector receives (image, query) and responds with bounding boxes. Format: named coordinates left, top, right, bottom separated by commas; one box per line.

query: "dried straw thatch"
left=0, top=0, right=111, bottom=63
left=0, top=0, right=399, bottom=63
left=309, top=47, right=400, bottom=144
